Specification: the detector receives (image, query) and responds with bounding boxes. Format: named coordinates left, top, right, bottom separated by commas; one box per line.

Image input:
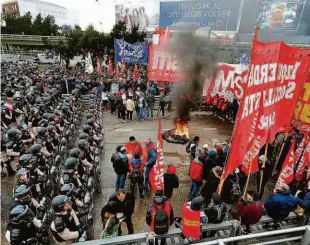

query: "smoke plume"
left=169, top=32, right=218, bottom=121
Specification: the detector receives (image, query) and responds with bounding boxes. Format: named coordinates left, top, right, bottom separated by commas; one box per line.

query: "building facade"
left=1, top=0, right=79, bottom=27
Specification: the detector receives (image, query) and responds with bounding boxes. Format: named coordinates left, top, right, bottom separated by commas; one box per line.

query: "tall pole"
left=259, top=143, right=268, bottom=195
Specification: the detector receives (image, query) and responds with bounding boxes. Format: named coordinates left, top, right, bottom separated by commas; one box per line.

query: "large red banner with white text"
left=223, top=31, right=310, bottom=179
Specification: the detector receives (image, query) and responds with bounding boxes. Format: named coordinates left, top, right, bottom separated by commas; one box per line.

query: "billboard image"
left=159, top=0, right=242, bottom=31
left=253, top=0, right=306, bottom=31
left=115, top=2, right=159, bottom=31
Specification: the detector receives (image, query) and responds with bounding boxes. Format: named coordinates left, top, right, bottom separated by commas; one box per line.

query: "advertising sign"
left=114, top=39, right=148, bottom=65
left=253, top=0, right=306, bottom=31
left=115, top=2, right=159, bottom=31
left=159, top=0, right=242, bottom=31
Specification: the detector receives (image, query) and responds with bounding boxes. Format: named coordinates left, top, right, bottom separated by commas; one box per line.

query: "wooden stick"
left=217, top=177, right=225, bottom=195
left=272, top=134, right=288, bottom=176
left=259, top=143, right=268, bottom=195
left=243, top=140, right=256, bottom=199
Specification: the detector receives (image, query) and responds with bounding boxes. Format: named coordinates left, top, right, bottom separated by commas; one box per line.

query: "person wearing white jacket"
left=126, top=97, right=135, bottom=121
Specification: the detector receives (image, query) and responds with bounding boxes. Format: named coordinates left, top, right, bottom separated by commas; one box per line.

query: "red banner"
left=223, top=30, right=310, bottom=179
left=295, top=141, right=310, bottom=180
left=206, top=64, right=247, bottom=100
left=182, top=203, right=200, bottom=240
left=149, top=120, right=164, bottom=192
left=108, top=58, right=114, bottom=76
left=148, top=28, right=183, bottom=82
left=292, top=75, right=310, bottom=134
left=274, top=141, right=296, bottom=191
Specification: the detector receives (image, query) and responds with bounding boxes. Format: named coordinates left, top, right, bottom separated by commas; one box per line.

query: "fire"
left=174, top=119, right=190, bottom=139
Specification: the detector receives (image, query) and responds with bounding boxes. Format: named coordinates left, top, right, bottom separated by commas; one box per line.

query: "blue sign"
left=160, top=0, right=241, bottom=31
left=114, top=39, right=148, bottom=65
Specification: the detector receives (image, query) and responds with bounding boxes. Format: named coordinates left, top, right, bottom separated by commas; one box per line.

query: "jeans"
left=147, top=105, right=154, bottom=118
left=139, top=107, right=146, bottom=120
left=127, top=110, right=133, bottom=120
left=189, top=180, right=200, bottom=201
left=144, top=166, right=153, bottom=186
left=116, top=174, right=126, bottom=191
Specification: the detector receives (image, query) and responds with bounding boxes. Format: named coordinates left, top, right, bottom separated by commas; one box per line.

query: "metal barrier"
left=73, top=212, right=308, bottom=245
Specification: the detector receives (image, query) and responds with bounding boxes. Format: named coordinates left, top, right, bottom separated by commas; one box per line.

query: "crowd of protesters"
left=100, top=126, right=310, bottom=244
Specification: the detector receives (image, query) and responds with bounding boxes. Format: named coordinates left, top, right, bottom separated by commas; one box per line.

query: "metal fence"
left=1, top=34, right=66, bottom=41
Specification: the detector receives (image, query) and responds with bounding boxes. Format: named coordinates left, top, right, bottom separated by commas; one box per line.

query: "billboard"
left=159, top=0, right=242, bottom=31
left=238, top=0, right=310, bottom=35
left=115, top=2, right=159, bottom=31
left=253, top=0, right=306, bottom=31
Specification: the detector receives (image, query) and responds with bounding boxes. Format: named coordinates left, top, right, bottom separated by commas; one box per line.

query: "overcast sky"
left=45, top=0, right=116, bottom=32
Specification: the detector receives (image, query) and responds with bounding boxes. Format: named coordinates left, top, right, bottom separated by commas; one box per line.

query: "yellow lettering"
left=302, top=82, right=310, bottom=102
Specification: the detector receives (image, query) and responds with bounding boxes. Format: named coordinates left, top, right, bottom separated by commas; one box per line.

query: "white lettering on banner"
left=248, top=112, right=258, bottom=143
left=152, top=51, right=178, bottom=71
left=241, top=92, right=261, bottom=119
left=154, top=141, right=164, bottom=190
left=258, top=112, right=275, bottom=130
left=242, top=135, right=261, bottom=171
left=247, top=62, right=301, bottom=88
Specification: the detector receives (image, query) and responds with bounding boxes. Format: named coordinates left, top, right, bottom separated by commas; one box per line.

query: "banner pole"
left=259, top=143, right=268, bottom=195
left=243, top=140, right=256, bottom=199
left=272, top=134, right=288, bottom=176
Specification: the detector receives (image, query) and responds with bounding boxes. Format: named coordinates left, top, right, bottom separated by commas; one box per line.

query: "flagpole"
left=259, top=143, right=268, bottom=195
left=243, top=139, right=256, bottom=199
left=272, top=134, right=288, bottom=176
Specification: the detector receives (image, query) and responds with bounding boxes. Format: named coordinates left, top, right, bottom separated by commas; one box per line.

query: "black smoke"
left=169, top=31, right=218, bottom=121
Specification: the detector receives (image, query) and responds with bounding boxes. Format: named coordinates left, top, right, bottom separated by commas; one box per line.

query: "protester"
left=216, top=147, right=226, bottom=167
left=189, top=156, right=204, bottom=201
left=126, top=97, right=135, bottom=121
left=256, top=154, right=273, bottom=199
left=100, top=212, right=122, bottom=238
left=146, top=93, right=155, bottom=118
left=264, top=184, right=302, bottom=230
left=179, top=196, right=207, bottom=243
left=129, top=152, right=144, bottom=199
left=301, top=181, right=310, bottom=225
left=146, top=190, right=174, bottom=245
left=108, top=92, right=116, bottom=115
left=201, top=166, right=223, bottom=202
left=232, top=190, right=264, bottom=234
left=220, top=171, right=241, bottom=210
left=138, top=94, right=146, bottom=121
left=112, top=146, right=129, bottom=191
left=186, top=136, right=200, bottom=161
left=116, top=97, right=126, bottom=119
left=143, top=138, right=156, bottom=188
left=159, top=93, right=166, bottom=117
left=163, top=164, right=179, bottom=199
left=125, top=136, right=143, bottom=159
left=101, top=90, right=109, bottom=111
left=101, top=189, right=135, bottom=235
left=203, top=150, right=217, bottom=179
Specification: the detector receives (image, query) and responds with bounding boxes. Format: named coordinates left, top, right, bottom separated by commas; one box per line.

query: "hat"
left=202, top=144, right=209, bottom=149
left=208, top=150, right=217, bottom=158
left=167, top=164, right=176, bottom=174
left=216, top=147, right=223, bottom=154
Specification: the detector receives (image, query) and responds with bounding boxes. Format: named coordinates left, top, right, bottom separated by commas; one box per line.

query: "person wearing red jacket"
left=146, top=190, right=174, bottom=245
left=189, top=156, right=204, bottom=201
left=125, top=136, right=144, bottom=159
left=231, top=190, right=264, bottom=234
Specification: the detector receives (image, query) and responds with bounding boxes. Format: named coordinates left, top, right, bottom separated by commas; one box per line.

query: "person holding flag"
left=143, top=138, right=156, bottom=189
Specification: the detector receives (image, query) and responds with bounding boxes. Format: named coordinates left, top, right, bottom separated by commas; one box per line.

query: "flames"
left=174, top=119, right=190, bottom=139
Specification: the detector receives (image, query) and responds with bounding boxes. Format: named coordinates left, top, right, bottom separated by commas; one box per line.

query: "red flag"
left=182, top=203, right=200, bottom=240
left=274, top=141, right=296, bottom=192
left=149, top=120, right=164, bottom=192
left=97, top=58, right=102, bottom=76
left=133, top=64, right=138, bottom=81
left=295, top=141, right=310, bottom=180
left=223, top=29, right=310, bottom=179
left=116, top=64, right=121, bottom=79
left=108, top=58, right=114, bottom=76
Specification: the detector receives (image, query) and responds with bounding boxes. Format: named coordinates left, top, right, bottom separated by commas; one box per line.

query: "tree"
left=40, top=15, right=58, bottom=36
left=3, top=12, right=33, bottom=34
left=32, top=13, right=43, bottom=35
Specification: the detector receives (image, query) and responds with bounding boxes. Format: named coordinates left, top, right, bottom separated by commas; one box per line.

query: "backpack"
left=186, top=141, right=192, bottom=153
left=189, top=161, right=203, bottom=182
left=153, top=203, right=169, bottom=234
left=131, top=166, right=141, bottom=178
left=230, top=178, right=241, bottom=202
